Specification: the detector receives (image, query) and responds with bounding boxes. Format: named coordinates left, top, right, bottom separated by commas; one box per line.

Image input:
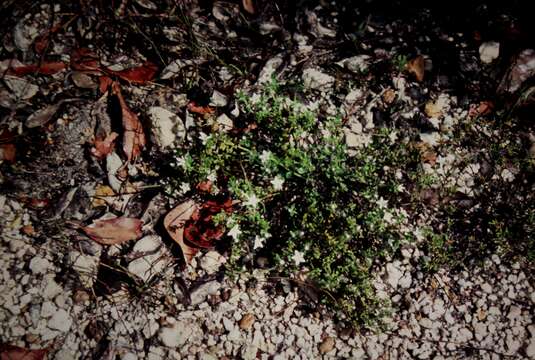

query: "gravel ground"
left=1, top=195, right=534, bottom=359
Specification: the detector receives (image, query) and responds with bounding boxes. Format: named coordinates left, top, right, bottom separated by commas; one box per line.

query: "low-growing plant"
left=166, top=81, right=421, bottom=325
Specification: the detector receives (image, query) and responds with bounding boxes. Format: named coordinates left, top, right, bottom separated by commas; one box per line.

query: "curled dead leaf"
left=91, top=132, right=119, bottom=159
left=0, top=144, right=15, bottom=163
left=111, top=82, right=146, bottom=161
left=70, top=48, right=101, bottom=73
left=8, top=61, right=67, bottom=76
left=98, top=76, right=113, bottom=94
left=91, top=185, right=115, bottom=207
left=406, top=55, right=425, bottom=82
left=107, top=62, right=158, bottom=84
left=242, top=0, right=255, bottom=14
left=468, top=101, right=494, bottom=118
left=164, top=200, right=200, bottom=264
left=187, top=102, right=215, bottom=115
left=82, top=216, right=143, bottom=245
left=382, top=88, right=396, bottom=104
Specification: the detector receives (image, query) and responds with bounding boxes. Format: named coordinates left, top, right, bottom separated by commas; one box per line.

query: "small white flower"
left=260, top=150, right=272, bottom=164
left=501, top=168, right=515, bottom=182
left=243, top=193, right=260, bottom=208
left=271, top=176, right=284, bottom=191
left=253, top=236, right=265, bottom=250
left=176, top=156, right=187, bottom=168
left=179, top=182, right=191, bottom=194
left=199, top=132, right=211, bottom=145
left=292, top=250, right=306, bottom=266
left=228, top=224, right=241, bottom=241
left=376, top=197, right=388, bottom=209
left=395, top=183, right=405, bottom=193
left=388, top=131, right=398, bottom=144
left=207, top=172, right=217, bottom=182
left=383, top=211, right=394, bottom=224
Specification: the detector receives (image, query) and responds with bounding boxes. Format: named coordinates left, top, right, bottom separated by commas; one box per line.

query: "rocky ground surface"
left=1, top=0, right=534, bottom=359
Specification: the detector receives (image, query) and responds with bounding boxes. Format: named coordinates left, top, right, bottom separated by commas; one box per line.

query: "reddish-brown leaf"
left=111, top=82, right=146, bottom=161
left=82, top=216, right=143, bottom=245
left=196, top=181, right=212, bottom=193
left=0, top=144, right=15, bottom=163
left=183, top=197, right=233, bottom=248
left=406, top=55, right=425, bottom=82
left=187, top=102, right=215, bottom=115
left=108, top=62, right=158, bottom=84
left=70, top=48, right=102, bottom=73
left=34, top=23, right=61, bottom=54
left=9, top=61, right=66, bottom=76
left=242, top=0, right=255, bottom=14
left=164, top=200, right=200, bottom=264
left=0, top=345, right=47, bottom=360
left=91, top=132, right=119, bottom=159
left=98, top=76, right=113, bottom=94
left=469, top=101, right=494, bottom=118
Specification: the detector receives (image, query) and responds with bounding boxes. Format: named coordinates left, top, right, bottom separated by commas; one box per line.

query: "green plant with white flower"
left=166, top=81, right=421, bottom=325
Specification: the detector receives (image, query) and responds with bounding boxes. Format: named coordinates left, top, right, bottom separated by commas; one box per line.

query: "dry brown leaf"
left=187, top=102, right=215, bottom=115
left=0, top=144, right=15, bottom=163
left=382, top=88, right=396, bottom=104
left=242, top=0, right=255, bottom=14
left=421, top=150, right=437, bottom=165
left=112, top=82, right=146, bottom=161
left=108, top=62, right=158, bottom=84
left=0, top=345, right=47, bottom=360
left=424, top=101, right=442, bottom=118
left=468, top=101, right=494, bottom=118
left=98, top=76, right=113, bottom=94
left=406, top=55, right=425, bottom=82
left=91, top=132, right=119, bottom=159
left=8, top=61, right=66, bottom=76
left=91, top=185, right=116, bottom=207
left=82, top=216, right=143, bottom=245
left=164, top=200, right=200, bottom=264
left=70, top=48, right=101, bottom=73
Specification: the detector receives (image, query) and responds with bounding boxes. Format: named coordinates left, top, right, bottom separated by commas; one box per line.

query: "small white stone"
left=43, top=278, right=63, bottom=299
left=190, top=280, right=220, bottom=306
left=216, top=114, right=233, bottom=132
left=159, top=321, right=195, bottom=347
left=479, top=41, right=500, bottom=64
left=48, top=309, right=72, bottom=332
left=386, top=262, right=403, bottom=288
left=526, top=340, right=535, bottom=358
left=29, top=256, right=52, bottom=274
left=40, top=301, right=57, bottom=318
left=481, top=283, right=493, bottom=293
left=210, top=90, right=228, bottom=107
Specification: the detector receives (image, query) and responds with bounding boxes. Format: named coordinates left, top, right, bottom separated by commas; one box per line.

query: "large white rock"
left=128, top=235, right=169, bottom=282
left=302, top=68, right=334, bottom=91
left=258, top=55, right=284, bottom=85
left=147, top=107, right=185, bottom=150
left=337, top=55, right=371, bottom=73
